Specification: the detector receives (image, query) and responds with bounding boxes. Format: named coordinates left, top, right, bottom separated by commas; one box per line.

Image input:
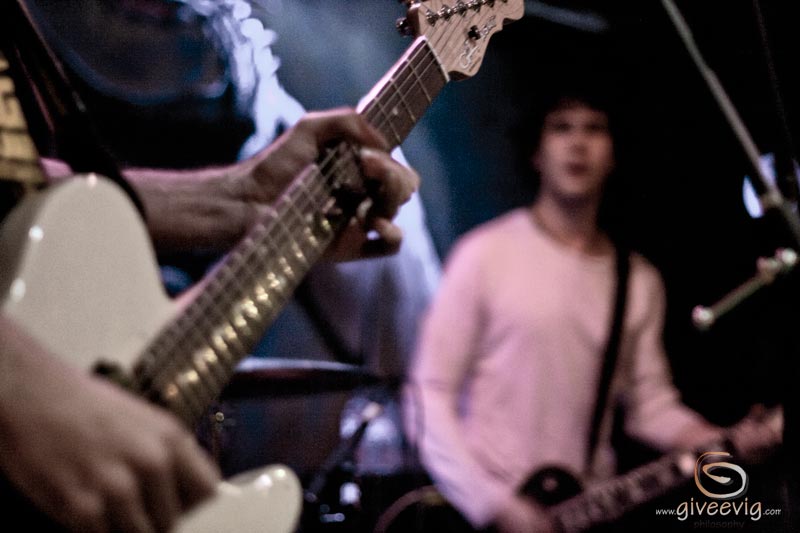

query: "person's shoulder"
left=627, top=251, right=665, bottom=290
left=445, top=209, right=529, bottom=267
left=463, top=208, right=530, bottom=244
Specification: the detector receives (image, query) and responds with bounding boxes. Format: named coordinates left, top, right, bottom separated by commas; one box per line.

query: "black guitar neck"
left=536, top=451, right=696, bottom=532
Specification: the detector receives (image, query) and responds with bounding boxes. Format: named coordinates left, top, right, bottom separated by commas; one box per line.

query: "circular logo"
left=694, top=451, right=749, bottom=500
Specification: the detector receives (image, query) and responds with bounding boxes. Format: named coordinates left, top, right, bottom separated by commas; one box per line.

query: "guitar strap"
left=585, top=245, right=630, bottom=471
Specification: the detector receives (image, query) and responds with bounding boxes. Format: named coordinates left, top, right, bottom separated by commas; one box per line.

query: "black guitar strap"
left=585, top=245, right=630, bottom=471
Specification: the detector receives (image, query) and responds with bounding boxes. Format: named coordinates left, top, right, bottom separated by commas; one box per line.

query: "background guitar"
left=373, top=407, right=783, bottom=532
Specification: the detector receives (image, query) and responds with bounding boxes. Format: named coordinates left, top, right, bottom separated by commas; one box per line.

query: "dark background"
left=260, top=0, right=800, bottom=427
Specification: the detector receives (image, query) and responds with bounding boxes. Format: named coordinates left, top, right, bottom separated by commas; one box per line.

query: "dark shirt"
left=22, top=0, right=255, bottom=168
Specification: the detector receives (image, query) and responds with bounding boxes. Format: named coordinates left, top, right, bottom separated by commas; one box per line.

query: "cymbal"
left=220, top=357, right=380, bottom=399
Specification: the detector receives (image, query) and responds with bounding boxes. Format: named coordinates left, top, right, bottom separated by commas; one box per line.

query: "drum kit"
left=208, top=357, right=425, bottom=532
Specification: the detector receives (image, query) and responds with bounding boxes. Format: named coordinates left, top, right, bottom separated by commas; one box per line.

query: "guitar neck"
left=359, top=37, right=449, bottom=148
left=130, top=37, right=449, bottom=426
left=552, top=451, right=696, bottom=532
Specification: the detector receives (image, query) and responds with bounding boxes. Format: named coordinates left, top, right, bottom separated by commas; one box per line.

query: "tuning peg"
left=396, top=17, right=414, bottom=36
left=438, top=4, right=454, bottom=20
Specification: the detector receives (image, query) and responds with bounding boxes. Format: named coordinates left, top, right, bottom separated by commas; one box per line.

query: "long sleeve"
left=622, top=260, right=708, bottom=451
left=237, top=27, right=442, bottom=370
left=405, top=238, right=515, bottom=528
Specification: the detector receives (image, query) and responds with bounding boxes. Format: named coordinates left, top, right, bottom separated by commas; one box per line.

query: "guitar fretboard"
left=553, top=451, right=697, bottom=532
left=132, top=37, right=448, bottom=425
left=0, top=51, right=46, bottom=187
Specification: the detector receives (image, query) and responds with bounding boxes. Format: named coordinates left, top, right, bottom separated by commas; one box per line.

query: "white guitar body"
left=0, top=175, right=302, bottom=532
left=0, top=175, right=174, bottom=371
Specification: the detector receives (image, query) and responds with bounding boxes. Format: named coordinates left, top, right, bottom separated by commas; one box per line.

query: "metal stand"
left=661, top=0, right=800, bottom=325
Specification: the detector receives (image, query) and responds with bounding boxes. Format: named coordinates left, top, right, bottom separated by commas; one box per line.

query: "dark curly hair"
left=510, top=76, right=629, bottom=245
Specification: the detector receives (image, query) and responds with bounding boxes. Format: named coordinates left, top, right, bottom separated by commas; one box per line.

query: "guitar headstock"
left=398, top=0, right=524, bottom=79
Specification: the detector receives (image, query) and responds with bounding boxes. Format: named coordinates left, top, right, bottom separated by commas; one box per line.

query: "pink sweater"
left=405, top=208, right=705, bottom=527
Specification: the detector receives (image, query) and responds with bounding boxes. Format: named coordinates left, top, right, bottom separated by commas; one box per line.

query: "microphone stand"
left=660, top=0, right=800, bottom=324
left=302, top=401, right=384, bottom=531
left=692, top=248, right=798, bottom=330
left=661, top=0, right=800, bottom=249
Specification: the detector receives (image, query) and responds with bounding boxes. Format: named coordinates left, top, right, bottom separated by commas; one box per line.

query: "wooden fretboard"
left=0, top=50, right=46, bottom=187
left=132, top=36, right=449, bottom=425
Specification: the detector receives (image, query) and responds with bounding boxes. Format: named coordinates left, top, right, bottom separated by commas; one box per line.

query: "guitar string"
left=146, top=24, right=470, bottom=416
left=137, top=40, right=444, bottom=410
left=140, top=16, right=477, bottom=416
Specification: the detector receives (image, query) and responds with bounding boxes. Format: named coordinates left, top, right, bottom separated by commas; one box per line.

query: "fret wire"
left=161, top=390, right=191, bottom=424
left=188, top=344, right=227, bottom=390
left=193, top=225, right=288, bottom=322
left=407, top=53, right=445, bottom=115
left=164, top=372, right=205, bottom=419
left=181, top=293, right=244, bottom=369
left=138, top=316, right=193, bottom=388
left=391, top=42, right=440, bottom=103
left=393, top=63, right=420, bottom=120
left=0, top=51, right=47, bottom=186
left=552, top=453, right=685, bottom=531
left=378, top=80, right=417, bottom=143
left=362, top=44, right=443, bottom=143
left=231, top=234, right=261, bottom=285
left=318, top=40, right=443, bottom=190
left=272, top=187, right=319, bottom=271
left=321, top=144, right=358, bottom=190
left=148, top=306, right=233, bottom=396
left=173, top=266, right=286, bottom=399
left=408, top=53, right=435, bottom=104
left=285, top=174, right=333, bottom=256
left=325, top=150, right=360, bottom=196
left=370, top=90, right=404, bottom=146
left=174, top=367, right=213, bottom=415
left=283, top=209, right=315, bottom=268
left=158, top=328, right=220, bottom=390
left=373, top=53, right=435, bottom=125
left=253, top=206, right=301, bottom=274
left=294, top=171, right=333, bottom=255
left=136, top=38, right=447, bottom=417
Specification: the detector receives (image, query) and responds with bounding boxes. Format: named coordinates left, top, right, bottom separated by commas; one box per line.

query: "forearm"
left=406, top=381, right=514, bottom=528
left=124, top=162, right=255, bottom=253
left=41, top=108, right=417, bottom=260
left=42, top=157, right=258, bottom=254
